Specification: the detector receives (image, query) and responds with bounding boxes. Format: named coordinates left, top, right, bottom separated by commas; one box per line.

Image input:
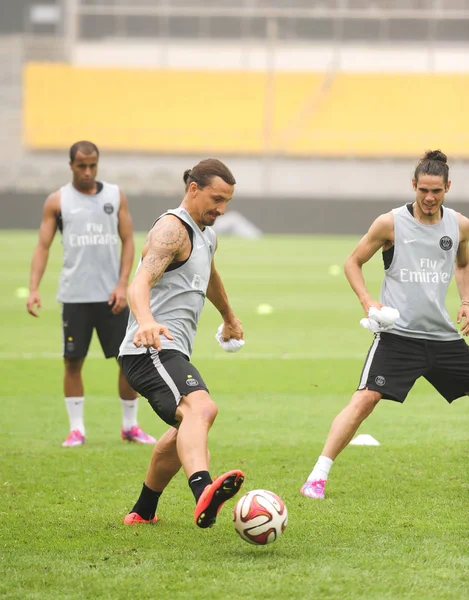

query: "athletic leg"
left=62, top=303, right=93, bottom=447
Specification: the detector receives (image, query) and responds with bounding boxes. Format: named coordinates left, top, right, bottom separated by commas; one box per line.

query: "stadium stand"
left=24, top=64, right=469, bottom=158
left=1, top=0, right=469, bottom=204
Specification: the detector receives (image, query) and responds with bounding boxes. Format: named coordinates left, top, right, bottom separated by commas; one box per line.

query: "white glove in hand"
left=215, top=324, right=245, bottom=353
left=360, top=306, right=400, bottom=333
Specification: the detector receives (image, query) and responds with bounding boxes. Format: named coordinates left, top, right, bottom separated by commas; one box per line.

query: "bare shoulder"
left=368, top=211, right=394, bottom=240
left=149, top=214, right=189, bottom=249
left=456, top=211, right=469, bottom=242
left=118, top=188, right=129, bottom=206
left=139, top=215, right=191, bottom=281
left=373, top=211, right=394, bottom=229
left=44, top=190, right=61, bottom=214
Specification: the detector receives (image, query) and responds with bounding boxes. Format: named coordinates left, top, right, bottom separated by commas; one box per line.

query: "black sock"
left=130, top=483, right=162, bottom=520
left=188, top=471, right=212, bottom=502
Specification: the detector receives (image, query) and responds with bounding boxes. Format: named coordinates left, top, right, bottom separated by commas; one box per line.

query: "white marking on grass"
left=0, top=351, right=364, bottom=360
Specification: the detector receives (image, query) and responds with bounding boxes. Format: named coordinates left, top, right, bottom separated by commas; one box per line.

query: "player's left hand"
left=109, top=283, right=128, bottom=314
left=457, top=304, right=469, bottom=336
left=221, top=316, right=243, bottom=342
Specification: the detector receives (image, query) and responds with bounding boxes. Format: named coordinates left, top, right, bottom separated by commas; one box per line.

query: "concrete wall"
left=2, top=192, right=468, bottom=234
left=8, top=155, right=469, bottom=200
left=74, top=40, right=469, bottom=73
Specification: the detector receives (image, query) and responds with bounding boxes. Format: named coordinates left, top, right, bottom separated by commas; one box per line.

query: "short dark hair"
left=414, top=149, right=449, bottom=185
left=69, top=141, right=100, bottom=163
left=183, top=158, right=236, bottom=191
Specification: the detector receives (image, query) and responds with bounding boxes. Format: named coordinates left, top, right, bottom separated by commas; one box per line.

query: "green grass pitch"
left=1, top=231, right=469, bottom=599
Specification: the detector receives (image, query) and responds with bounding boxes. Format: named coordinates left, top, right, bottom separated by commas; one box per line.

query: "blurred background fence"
left=1, top=0, right=469, bottom=231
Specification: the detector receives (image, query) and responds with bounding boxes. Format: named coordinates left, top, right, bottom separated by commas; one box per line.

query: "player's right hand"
left=26, top=291, right=41, bottom=317
left=361, top=299, right=382, bottom=317
left=457, top=304, right=469, bottom=336
left=133, top=320, right=174, bottom=351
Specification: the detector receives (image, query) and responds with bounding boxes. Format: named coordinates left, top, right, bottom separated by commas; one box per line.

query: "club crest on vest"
left=439, top=236, right=453, bottom=251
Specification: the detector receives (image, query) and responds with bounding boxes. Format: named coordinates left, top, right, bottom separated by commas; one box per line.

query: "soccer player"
left=301, top=150, right=469, bottom=499
left=119, top=158, right=245, bottom=528
left=27, top=141, right=156, bottom=447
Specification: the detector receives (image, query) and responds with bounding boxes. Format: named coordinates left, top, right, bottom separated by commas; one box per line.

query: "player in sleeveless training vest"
left=301, top=150, right=469, bottom=499
left=27, top=141, right=156, bottom=447
left=119, top=158, right=245, bottom=528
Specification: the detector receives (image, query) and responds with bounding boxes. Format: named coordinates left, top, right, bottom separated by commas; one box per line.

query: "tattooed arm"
left=128, top=215, right=189, bottom=350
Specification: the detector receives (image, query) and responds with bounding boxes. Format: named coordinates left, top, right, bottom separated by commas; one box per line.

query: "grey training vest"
left=56, top=182, right=121, bottom=303
left=382, top=204, right=460, bottom=341
left=119, top=207, right=217, bottom=358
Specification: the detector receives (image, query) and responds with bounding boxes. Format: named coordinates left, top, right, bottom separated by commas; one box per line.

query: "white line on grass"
left=0, top=351, right=364, bottom=360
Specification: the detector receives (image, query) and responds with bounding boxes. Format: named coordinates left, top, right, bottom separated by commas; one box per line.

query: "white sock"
left=308, top=455, right=334, bottom=482
left=65, top=397, right=85, bottom=435
left=121, top=397, right=138, bottom=430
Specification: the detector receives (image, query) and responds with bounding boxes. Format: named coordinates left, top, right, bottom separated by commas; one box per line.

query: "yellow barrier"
left=23, top=63, right=469, bottom=157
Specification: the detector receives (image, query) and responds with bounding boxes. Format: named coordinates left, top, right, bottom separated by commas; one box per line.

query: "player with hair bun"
left=301, top=150, right=469, bottom=499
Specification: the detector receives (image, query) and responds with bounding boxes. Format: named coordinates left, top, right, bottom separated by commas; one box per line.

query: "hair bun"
left=183, top=169, right=192, bottom=184
left=423, top=149, right=447, bottom=164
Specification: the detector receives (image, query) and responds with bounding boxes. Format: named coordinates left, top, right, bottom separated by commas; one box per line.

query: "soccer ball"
left=233, top=489, right=288, bottom=545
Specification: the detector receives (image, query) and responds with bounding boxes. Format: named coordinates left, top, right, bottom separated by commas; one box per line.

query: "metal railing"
left=66, top=0, right=469, bottom=45
left=75, top=0, right=469, bottom=15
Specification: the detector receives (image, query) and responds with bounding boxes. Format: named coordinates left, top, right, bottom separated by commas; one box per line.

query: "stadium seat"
left=23, top=63, right=469, bottom=158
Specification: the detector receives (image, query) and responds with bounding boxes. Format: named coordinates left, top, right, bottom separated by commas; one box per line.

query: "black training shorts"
left=62, top=302, right=129, bottom=359
left=358, top=331, right=469, bottom=403
left=119, top=350, right=209, bottom=426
